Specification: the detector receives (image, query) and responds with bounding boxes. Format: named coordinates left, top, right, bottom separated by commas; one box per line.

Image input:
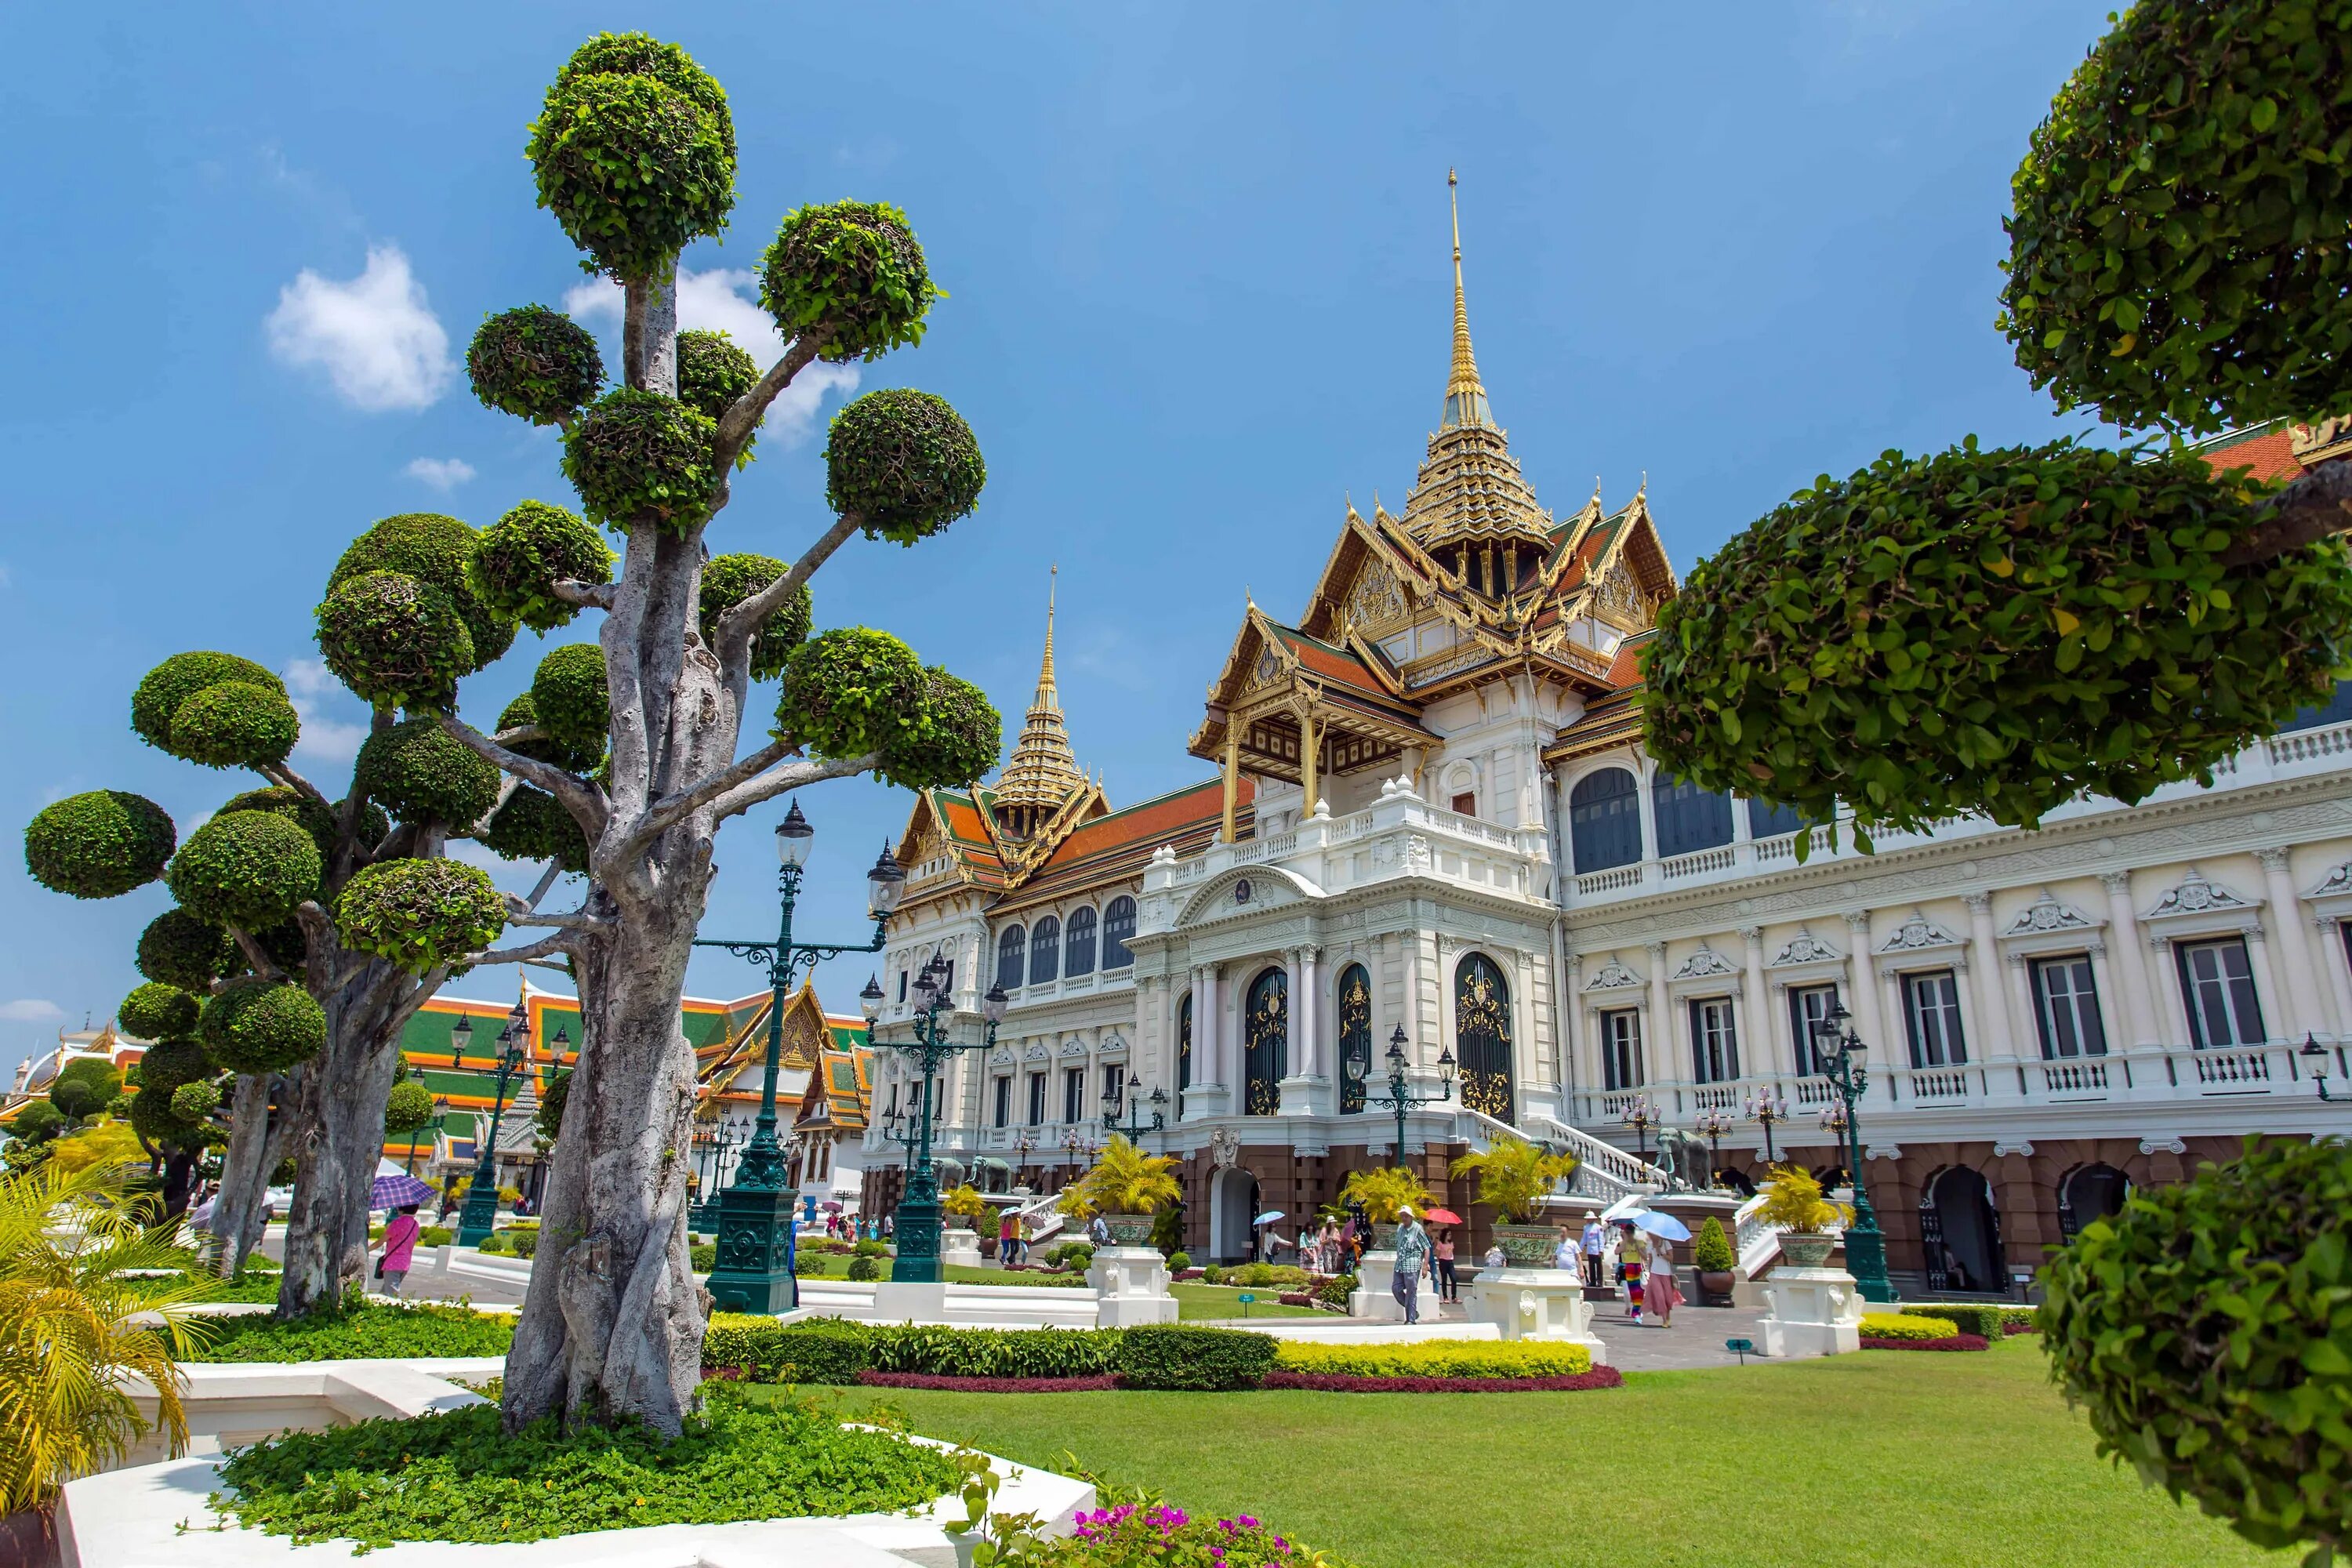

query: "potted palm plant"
left=941, top=1183, right=988, bottom=1236
left=1449, top=1135, right=1580, bottom=1265
left=1071, top=1134, right=1181, bottom=1244
left=1755, top=1164, right=1852, bottom=1269
left=1339, top=1166, right=1436, bottom=1248
left=1692, top=1214, right=1737, bottom=1305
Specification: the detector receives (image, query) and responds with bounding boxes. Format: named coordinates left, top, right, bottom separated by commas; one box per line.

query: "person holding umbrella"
left=376, top=1203, right=422, bottom=1298
left=1624, top=1209, right=1692, bottom=1327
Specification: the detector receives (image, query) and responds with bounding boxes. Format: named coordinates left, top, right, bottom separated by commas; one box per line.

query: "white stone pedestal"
left=1276, top=1074, right=1331, bottom=1116
left=1466, top=1267, right=1610, bottom=1364
left=940, top=1228, right=983, bottom=1269
left=1348, top=1249, right=1439, bottom=1323
left=1759, top=1265, right=1864, bottom=1358
left=871, top=1279, right=949, bottom=1322
left=1086, top=1244, right=1178, bottom=1327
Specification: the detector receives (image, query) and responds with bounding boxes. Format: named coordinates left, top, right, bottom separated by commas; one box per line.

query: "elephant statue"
left=1650, top=1127, right=1706, bottom=1192
left=973, top=1156, right=1015, bottom=1196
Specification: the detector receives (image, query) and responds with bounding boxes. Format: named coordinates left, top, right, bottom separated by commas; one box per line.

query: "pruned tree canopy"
left=467, top=499, right=613, bottom=632
left=335, top=858, right=506, bottom=975
left=760, top=201, right=939, bottom=364
left=699, top=553, right=811, bottom=681
left=165, top=810, right=322, bottom=932
left=824, top=388, right=985, bottom=545
left=24, top=791, right=174, bottom=900
left=199, top=978, right=328, bottom=1074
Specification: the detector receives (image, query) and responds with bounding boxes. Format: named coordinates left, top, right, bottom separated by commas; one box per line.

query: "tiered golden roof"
left=991, top=567, right=1087, bottom=840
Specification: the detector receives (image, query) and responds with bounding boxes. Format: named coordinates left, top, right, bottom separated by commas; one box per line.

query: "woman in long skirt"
left=1644, top=1234, right=1682, bottom=1327
left=1617, top=1221, right=1645, bottom=1323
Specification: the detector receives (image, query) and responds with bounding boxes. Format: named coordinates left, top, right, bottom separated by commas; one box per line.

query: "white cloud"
left=266, top=245, right=453, bottom=412
left=0, top=1000, right=64, bottom=1023
left=283, top=658, right=369, bottom=768
left=563, top=269, right=858, bottom=446
left=405, top=456, right=476, bottom=491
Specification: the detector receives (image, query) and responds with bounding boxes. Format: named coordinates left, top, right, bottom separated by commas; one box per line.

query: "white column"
left=2151, top=931, right=2194, bottom=1047
left=1200, top=965, right=1223, bottom=1085
left=1842, top=912, right=1886, bottom=1061
left=1739, top=926, right=1770, bottom=1082
left=1294, top=946, right=1319, bottom=1078
left=2318, top=916, right=2352, bottom=1040
left=2242, top=921, right=2291, bottom=1045
left=2100, top=873, right=2160, bottom=1048
left=1963, top=893, right=2019, bottom=1062
left=2257, top=848, right=2320, bottom=1040
left=1646, top=942, right=1674, bottom=1096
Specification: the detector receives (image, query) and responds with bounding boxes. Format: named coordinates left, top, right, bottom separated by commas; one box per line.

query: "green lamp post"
left=1102, top=1070, right=1167, bottom=1142
left=1365, top=1025, right=1455, bottom=1168
left=455, top=1005, right=528, bottom=1247
left=690, top=800, right=901, bottom=1315
left=885, top=954, right=1007, bottom=1284
left=1811, top=1001, right=1897, bottom=1303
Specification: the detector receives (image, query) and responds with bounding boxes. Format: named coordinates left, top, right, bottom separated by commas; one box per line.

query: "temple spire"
left=1442, top=169, right=1492, bottom=431
left=992, top=565, right=1083, bottom=837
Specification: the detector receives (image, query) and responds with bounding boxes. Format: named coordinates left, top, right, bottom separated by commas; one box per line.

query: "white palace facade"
left=862, top=198, right=2352, bottom=1295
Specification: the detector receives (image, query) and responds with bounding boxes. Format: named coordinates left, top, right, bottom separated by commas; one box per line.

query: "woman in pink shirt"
left=378, top=1204, right=422, bottom=1298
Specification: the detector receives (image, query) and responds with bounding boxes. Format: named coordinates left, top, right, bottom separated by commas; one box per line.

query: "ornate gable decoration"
left=1590, top=559, right=1650, bottom=631
left=1584, top=956, right=1643, bottom=990
left=2143, top=867, right=2255, bottom=922
left=1769, top=930, right=1841, bottom=967
left=2003, top=891, right=2099, bottom=938
left=1671, top=946, right=1737, bottom=981
left=1023, top=1042, right=1051, bottom=1062
left=1342, top=556, right=1409, bottom=638
left=2307, top=861, right=2352, bottom=899
left=1878, top=911, right=1964, bottom=955
left=1058, top=1037, right=1089, bottom=1058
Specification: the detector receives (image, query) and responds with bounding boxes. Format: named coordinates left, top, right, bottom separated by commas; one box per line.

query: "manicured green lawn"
left=1171, top=1282, right=1324, bottom=1320
left=848, top=1337, right=2285, bottom=1568
left=786, top=1253, right=1088, bottom=1288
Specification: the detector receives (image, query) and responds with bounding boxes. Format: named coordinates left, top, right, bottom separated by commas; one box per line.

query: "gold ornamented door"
left=1336, top=964, right=1371, bottom=1114
left=1454, top=954, right=1514, bottom=1122
left=1243, top=969, right=1287, bottom=1116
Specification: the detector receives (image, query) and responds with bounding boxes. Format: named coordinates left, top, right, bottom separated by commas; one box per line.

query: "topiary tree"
left=48, top=1058, right=122, bottom=1123
left=384, top=1078, right=438, bottom=1172
left=442, top=32, right=1002, bottom=1439
left=1645, top=0, right=2352, bottom=839
left=2043, top=1138, right=2351, bottom=1562
left=16, top=500, right=584, bottom=1309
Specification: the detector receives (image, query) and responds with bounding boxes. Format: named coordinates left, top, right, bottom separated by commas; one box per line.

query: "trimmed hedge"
left=1860, top=1312, right=1961, bottom=1342
left=1272, top=1339, right=1593, bottom=1380
left=1861, top=1334, right=1992, bottom=1353
left=1116, top=1324, right=1277, bottom=1392
left=855, top=1371, right=1117, bottom=1394
left=1899, top=1302, right=2005, bottom=1339
left=1264, top=1369, right=1624, bottom=1394
left=189, top=1303, right=514, bottom=1362
left=703, top=1316, right=870, bottom=1384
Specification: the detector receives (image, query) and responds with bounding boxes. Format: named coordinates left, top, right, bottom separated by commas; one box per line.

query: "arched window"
left=1569, top=768, right=1642, bottom=872
left=1243, top=968, right=1287, bottom=1116
left=1745, top=795, right=1806, bottom=840
left=1065, top=907, right=1098, bottom=978
left=1029, top=916, right=1060, bottom=985
left=1102, top=896, right=1137, bottom=969
left=1177, top=992, right=1193, bottom=1095
left=1652, top=772, right=1733, bottom=858
left=996, top=926, right=1025, bottom=990
left=1336, top=964, right=1371, bottom=1114
left=1454, top=953, right=1514, bottom=1121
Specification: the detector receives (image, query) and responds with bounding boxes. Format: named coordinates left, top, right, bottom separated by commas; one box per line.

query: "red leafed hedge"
left=1277, top=1292, right=1312, bottom=1307
left=854, top=1370, right=1119, bottom=1393
left=2002, top=1322, right=2038, bottom=1336
left=1860, top=1334, right=1989, bottom=1353
left=1261, top=1367, right=1625, bottom=1394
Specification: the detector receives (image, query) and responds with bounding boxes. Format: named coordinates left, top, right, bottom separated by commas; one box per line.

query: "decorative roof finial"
left=1442, top=169, right=1492, bottom=432
left=991, top=565, right=1083, bottom=829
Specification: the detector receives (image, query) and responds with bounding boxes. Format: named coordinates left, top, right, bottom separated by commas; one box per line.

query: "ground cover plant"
left=187, top=1300, right=514, bottom=1362
left=858, top=1336, right=2285, bottom=1568
left=1268, top=1340, right=1594, bottom=1379
left=209, top=1386, right=964, bottom=1549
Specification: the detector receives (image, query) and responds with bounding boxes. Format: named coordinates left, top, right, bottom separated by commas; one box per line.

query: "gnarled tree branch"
left=437, top=715, right=610, bottom=840
left=709, top=750, right=884, bottom=824
left=711, top=334, right=822, bottom=471
left=2221, top=457, right=2352, bottom=567
left=550, top=579, right=615, bottom=611
left=461, top=931, right=582, bottom=969
left=713, top=511, right=864, bottom=688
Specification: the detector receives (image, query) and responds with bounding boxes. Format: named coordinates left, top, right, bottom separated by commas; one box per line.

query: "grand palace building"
left=859, top=190, right=2352, bottom=1296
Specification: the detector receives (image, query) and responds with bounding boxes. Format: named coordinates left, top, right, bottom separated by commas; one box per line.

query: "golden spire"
left=1442, top=169, right=1492, bottom=432
left=992, top=565, right=1083, bottom=833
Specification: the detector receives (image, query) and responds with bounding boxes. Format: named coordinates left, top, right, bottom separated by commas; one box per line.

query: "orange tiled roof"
left=996, top=777, right=1252, bottom=912
left=2198, top=425, right=2303, bottom=485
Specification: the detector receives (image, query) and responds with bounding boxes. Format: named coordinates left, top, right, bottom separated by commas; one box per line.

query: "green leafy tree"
left=48, top=1059, right=122, bottom=1123
left=441, top=33, right=1000, bottom=1439
left=1645, top=0, right=2352, bottom=840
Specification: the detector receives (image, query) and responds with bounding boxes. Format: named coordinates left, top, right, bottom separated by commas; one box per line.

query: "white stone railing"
left=1661, top=844, right=1737, bottom=880
left=2270, top=718, right=2352, bottom=767
left=1516, top=1109, right=1676, bottom=1198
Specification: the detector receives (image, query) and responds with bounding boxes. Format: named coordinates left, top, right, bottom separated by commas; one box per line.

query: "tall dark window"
left=1177, top=992, right=1193, bottom=1094
left=996, top=926, right=1025, bottom=990
left=1652, top=774, right=1734, bottom=859
left=992, top=1076, right=1011, bottom=1128
left=1746, top=796, right=1806, bottom=840
left=1788, top=983, right=1840, bottom=1075
left=1901, top=971, right=1968, bottom=1068
left=897, top=970, right=909, bottom=1003
left=1569, top=768, right=1643, bottom=873
left=1688, top=996, right=1739, bottom=1083
left=2176, top=937, right=2266, bottom=1048
left=1029, top=916, right=1060, bottom=985
left=2030, top=955, right=2108, bottom=1058
left=1065, top=907, right=1098, bottom=977
left=1243, top=968, right=1287, bottom=1116
left=1027, top=1071, right=1047, bottom=1125
left=1062, top=1065, right=1085, bottom=1123
left=1454, top=954, right=1514, bottom=1120
left=1336, top=963, right=1372, bottom=1114
left=1101, top=1064, right=1123, bottom=1114
left=1102, top=897, right=1138, bottom=969
left=1599, top=1008, right=1642, bottom=1091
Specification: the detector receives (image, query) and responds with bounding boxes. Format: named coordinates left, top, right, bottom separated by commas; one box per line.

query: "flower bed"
left=1860, top=1334, right=1991, bottom=1352
left=855, top=1370, right=1120, bottom=1392
left=209, top=1387, right=963, bottom=1548
left=1271, top=1338, right=1594, bottom=1379
left=1022, top=1502, right=1356, bottom=1566
left=186, top=1301, right=515, bottom=1362
left=1262, top=1367, right=1624, bottom=1394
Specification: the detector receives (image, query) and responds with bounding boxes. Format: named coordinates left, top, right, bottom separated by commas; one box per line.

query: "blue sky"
left=0, top=2, right=2118, bottom=1073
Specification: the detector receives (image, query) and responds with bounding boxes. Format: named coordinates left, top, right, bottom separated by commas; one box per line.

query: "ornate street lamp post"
left=1102, top=1071, right=1167, bottom=1143
left=688, top=800, right=902, bottom=1313
left=2301, top=1033, right=2345, bottom=1102
left=1365, top=1025, right=1455, bottom=1167
left=1745, top=1088, right=1790, bottom=1164
left=1620, top=1094, right=1662, bottom=1165
left=883, top=954, right=1007, bottom=1284
left=1693, top=1108, right=1733, bottom=1189
left=455, top=1005, right=529, bottom=1247
left=1810, top=1003, right=1896, bottom=1303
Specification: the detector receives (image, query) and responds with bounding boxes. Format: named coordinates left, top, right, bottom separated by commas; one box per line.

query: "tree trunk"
left=500, top=880, right=709, bottom=1436
left=161, top=1148, right=197, bottom=1218
left=205, top=1073, right=276, bottom=1275
left=277, top=962, right=407, bottom=1318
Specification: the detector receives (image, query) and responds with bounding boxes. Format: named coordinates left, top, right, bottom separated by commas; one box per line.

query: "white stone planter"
left=1084, top=1244, right=1177, bottom=1327
left=1347, top=1249, right=1439, bottom=1323
left=1465, top=1267, right=1610, bottom=1363
left=939, top=1228, right=984, bottom=1269
left=1759, top=1265, right=1865, bottom=1358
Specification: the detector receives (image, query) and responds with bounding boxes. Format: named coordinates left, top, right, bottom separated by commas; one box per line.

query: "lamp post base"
left=703, top=1181, right=801, bottom=1316
left=1842, top=1219, right=1899, bottom=1303
left=891, top=1194, right=943, bottom=1284
left=455, top=1180, right=502, bottom=1248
